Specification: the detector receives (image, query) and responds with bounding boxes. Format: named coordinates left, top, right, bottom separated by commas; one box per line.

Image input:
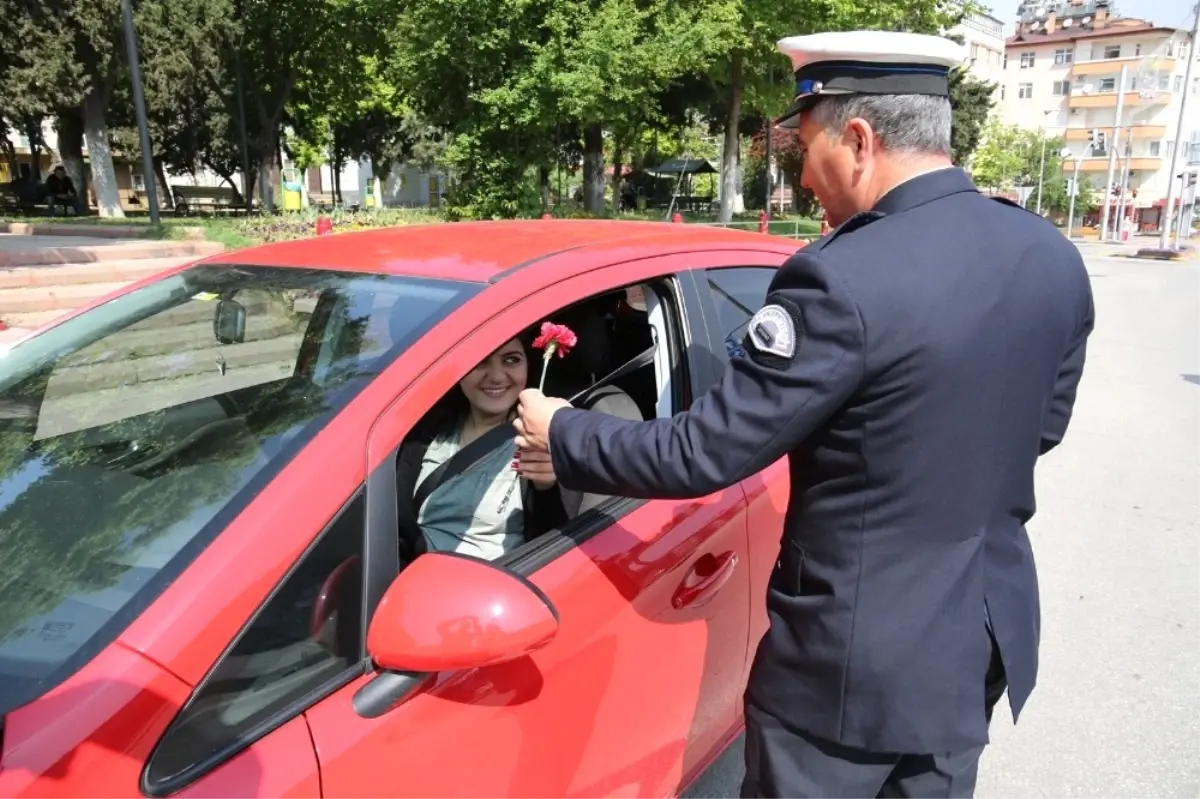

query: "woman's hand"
left=514, top=449, right=557, bottom=490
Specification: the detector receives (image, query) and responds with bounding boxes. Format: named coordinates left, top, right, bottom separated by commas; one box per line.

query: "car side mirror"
left=367, top=552, right=559, bottom=673
left=214, top=298, right=246, bottom=344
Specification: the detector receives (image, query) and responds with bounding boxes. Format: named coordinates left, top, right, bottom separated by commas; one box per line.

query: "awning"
left=646, top=158, right=718, bottom=176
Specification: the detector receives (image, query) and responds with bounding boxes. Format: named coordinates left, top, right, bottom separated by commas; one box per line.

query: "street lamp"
left=1063, top=148, right=1081, bottom=239
left=120, top=0, right=160, bottom=223
left=1035, top=110, right=1052, bottom=215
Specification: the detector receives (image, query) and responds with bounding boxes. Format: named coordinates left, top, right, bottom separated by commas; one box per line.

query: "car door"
left=692, top=265, right=793, bottom=683
left=305, top=256, right=753, bottom=797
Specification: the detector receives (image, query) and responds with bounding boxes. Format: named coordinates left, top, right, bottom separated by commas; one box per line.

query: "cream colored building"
left=999, top=7, right=1198, bottom=229
left=952, top=10, right=1007, bottom=91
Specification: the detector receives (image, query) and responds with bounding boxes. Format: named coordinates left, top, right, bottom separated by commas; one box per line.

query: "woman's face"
left=459, top=337, right=529, bottom=418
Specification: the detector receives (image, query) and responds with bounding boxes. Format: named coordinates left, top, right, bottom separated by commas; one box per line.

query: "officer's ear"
left=844, top=117, right=875, bottom=163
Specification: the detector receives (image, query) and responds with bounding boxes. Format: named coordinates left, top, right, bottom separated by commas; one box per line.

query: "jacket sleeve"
left=548, top=249, right=866, bottom=499
left=1041, top=285, right=1095, bottom=455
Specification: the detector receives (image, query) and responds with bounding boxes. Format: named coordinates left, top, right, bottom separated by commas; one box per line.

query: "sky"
left=997, top=0, right=1197, bottom=31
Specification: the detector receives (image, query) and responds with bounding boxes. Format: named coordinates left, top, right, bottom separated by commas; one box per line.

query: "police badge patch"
left=746, top=304, right=796, bottom=359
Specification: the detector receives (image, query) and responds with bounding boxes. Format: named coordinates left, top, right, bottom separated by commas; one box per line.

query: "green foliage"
left=948, top=67, right=996, bottom=166
left=970, top=117, right=1100, bottom=218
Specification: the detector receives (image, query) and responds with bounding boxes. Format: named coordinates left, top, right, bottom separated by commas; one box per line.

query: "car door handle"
left=672, top=552, right=738, bottom=609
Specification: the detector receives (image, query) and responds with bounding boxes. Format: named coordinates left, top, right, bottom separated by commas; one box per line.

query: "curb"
left=0, top=240, right=224, bottom=267
left=1, top=221, right=155, bottom=238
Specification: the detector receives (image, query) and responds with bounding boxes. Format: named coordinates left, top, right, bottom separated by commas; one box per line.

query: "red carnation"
left=533, top=321, right=578, bottom=391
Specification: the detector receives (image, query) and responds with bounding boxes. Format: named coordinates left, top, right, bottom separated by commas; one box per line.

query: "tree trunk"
left=611, top=144, right=624, bottom=215
left=539, top=166, right=551, bottom=212
left=718, top=52, right=744, bottom=223
left=582, top=123, right=605, bottom=214
left=55, top=111, right=89, bottom=214
left=257, top=146, right=276, bottom=212
left=153, top=156, right=174, bottom=211
left=81, top=90, right=124, bottom=218
left=332, top=156, right=343, bottom=206
left=22, top=119, right=43, bottom=182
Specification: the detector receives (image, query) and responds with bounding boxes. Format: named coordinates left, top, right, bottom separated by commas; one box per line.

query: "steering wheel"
left=310, top=555, right=362, bottom=655
left=119, top=418, right=244, bottom=475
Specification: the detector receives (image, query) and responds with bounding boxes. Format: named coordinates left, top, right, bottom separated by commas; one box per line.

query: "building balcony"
left=1068, top=91, right=1171, bottom=109
left=1071, top=156, right=1162, bottom=172
left=1071, top=56, right=1176, bottom=76
left=1064, top=124, right=1168, bottom=141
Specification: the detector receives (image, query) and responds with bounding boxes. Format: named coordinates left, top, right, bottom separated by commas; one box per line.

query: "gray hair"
left=810, top=94, right=952, bottom=157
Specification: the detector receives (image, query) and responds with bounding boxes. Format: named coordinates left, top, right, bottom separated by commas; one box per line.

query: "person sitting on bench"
left=45, top=166, right=78, bottom=216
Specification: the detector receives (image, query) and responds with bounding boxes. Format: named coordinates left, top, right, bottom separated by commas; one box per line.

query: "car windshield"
left=0, top=264, right=480, bottom=717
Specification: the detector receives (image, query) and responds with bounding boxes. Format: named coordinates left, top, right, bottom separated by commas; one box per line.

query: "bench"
left=0, top=180, right=81, bottom=215
left=172, top=184, right=239, bottom=216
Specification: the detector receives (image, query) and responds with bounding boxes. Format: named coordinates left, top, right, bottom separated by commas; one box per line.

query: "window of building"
left=1099, top=77, right=1116, bottom=92
left=1160, top=74, right=1171, bottom=90
left=1052, top=80, right=1071, bottom=96
left=1054, top=49, right=1073, bottom=64
left=1149, top=141, right=1162, bottom=157
left=1018, top=83, right=1033, bottom=99
left=1020, top=51, right=1035, bottom=68
left=1135, top=43, right=1142, bottom=56
left=1103, top=45, right=1121, bottom=59
left=1000, top=84, right=1006, bottom=100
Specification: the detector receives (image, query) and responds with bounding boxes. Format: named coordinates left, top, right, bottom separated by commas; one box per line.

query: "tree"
left=970, top=118, right=1028, bottom=192
left=706, top=0, right=964, bottom=223
left=948, top=67, right=996, bottom=166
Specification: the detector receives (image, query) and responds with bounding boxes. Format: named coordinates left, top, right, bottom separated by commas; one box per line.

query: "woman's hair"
left=413, top=329, right=537, bottom=438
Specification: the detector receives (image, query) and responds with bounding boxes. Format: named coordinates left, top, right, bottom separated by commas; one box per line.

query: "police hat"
left=774, top=30, right=966, bottom=129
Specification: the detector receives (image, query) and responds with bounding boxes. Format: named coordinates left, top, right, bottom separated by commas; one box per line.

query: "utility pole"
left=120, top=0, right=160, bottom=223
left=1035, top=111, right=1050, bottom=215
left=1066, top=153, right=1082, bottom=238
left=1099, top=64, right=1128, bottom=241
left=1160, top=4, right=1200, bottom=249
left=1114, top=138, right=1132, bottom=238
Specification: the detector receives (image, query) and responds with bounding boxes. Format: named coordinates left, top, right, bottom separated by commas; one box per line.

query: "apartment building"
left=952, top=10, right=1007, bottom=89
left=1000, top=3, right=1197, bottom=230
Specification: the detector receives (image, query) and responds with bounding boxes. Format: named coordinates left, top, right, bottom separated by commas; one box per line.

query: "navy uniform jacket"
left=547, top=167, right=1094, bottom=755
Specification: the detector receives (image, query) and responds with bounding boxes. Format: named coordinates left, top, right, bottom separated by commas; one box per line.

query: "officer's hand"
left=513, top=388, right=571, bottom=452
left=514, top=449, right=557, bottom=490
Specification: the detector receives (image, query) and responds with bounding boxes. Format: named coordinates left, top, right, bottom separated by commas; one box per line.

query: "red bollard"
left=315, top=216, right=333, bottom=236
left=758, top=211, right=769, bottom=234
left=671, top=212, right=683, bottom=224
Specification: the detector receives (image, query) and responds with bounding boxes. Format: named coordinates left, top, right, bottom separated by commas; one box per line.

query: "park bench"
left=171, top=184, right=238, bottom=216
left=0, top=180, right=80, bottom=215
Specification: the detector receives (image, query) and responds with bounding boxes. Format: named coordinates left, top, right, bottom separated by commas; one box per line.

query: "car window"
left=706, top=267, right=777, bottom=356
left=0, top=265, right=480, bottom=718
left=143, top=489, right=365, bottom=795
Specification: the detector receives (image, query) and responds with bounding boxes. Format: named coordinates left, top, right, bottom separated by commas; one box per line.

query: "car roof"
left=203, top=219, right=798, bottom=282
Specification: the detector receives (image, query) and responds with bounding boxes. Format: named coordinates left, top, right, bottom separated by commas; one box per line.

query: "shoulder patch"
left=746, top=304, right=796, bottom=359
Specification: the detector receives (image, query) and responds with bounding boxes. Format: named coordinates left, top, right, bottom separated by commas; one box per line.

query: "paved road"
left=684, top=249, right=1200, bottom=798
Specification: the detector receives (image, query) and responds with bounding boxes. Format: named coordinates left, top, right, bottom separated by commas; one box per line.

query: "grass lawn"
left=1, top=207, right=821, bottom=250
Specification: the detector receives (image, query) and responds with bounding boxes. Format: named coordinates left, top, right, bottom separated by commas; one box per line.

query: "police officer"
left=514, top=29, right=1094, bottom=799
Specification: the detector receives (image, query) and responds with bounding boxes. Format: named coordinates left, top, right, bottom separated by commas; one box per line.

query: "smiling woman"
left=395, top=333, right=568, bottom=564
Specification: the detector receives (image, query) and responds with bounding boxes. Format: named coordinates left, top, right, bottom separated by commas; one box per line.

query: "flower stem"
left=538, top=345, right=555, bottom=391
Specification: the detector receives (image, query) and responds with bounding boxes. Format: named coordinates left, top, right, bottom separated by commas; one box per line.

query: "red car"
left=0, top=220, right=798, bottom=798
